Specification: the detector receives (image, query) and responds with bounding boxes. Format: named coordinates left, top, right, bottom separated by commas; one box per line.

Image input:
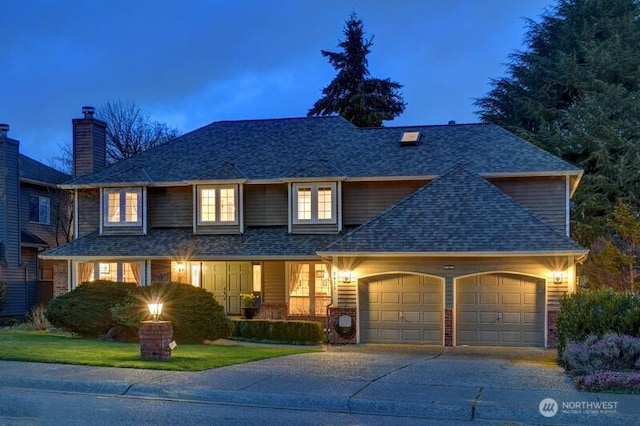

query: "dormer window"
left=292, top=182, right=336, bottom=224
left=197, top=185, right=238, bottom=225
left=103, top=188, right=142, bottom=226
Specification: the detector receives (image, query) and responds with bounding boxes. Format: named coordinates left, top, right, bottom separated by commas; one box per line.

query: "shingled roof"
left=319, top=165, right=587, bottom=256
left=63, top=116, right=581, bottom=187
left=41, top=227, right=340, bottom=259
left=19, top=154, right=69, bottom=185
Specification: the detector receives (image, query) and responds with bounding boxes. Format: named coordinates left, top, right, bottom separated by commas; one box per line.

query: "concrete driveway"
left=0, top=344, right=638, bottom=424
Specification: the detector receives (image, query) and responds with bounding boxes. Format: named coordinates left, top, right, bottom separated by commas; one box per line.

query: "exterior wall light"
left=176, top=262, right=186, bottom=272
left=341, top=271, right=353, bottom=283
left=148, top=301, right=164, bottom=321
left=552, top=271, right=563, bottom=284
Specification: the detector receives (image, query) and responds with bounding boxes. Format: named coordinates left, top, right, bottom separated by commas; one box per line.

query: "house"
left=0, top=124, right=71, bottom=317
left=41, top=107, right=587, bottom=347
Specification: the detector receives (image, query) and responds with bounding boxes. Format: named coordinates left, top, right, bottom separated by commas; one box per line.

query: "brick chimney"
left=0, top=124, right=21, bottom=266
left=72, top=106, right=107, bottom=178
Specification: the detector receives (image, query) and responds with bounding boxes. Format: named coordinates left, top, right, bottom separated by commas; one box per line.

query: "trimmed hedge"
left=232, top=319, right=324, bottom=344
left=557, top=289, right=640, bottom=355
left=46, top=281, right=233, bottom=343
left=46, top=281, right=138, bottom=337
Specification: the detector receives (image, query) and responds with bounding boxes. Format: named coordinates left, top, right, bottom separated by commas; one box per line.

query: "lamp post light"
left=147, top=301, right=164, bottom=322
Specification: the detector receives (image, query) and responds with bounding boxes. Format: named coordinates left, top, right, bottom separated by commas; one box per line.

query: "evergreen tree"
left=308, top=13, right=406, bottom=127
left=475, top=0, right=640, bottom=247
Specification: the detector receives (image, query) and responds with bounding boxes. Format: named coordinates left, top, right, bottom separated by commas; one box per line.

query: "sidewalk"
left=0, top=344, right=638, bottom=424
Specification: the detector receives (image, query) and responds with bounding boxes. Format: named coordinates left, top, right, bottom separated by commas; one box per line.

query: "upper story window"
left=103, top=188, right=142, bottom=226
left=292, top=182, right=336, bottom=224
left=197, top=185, right=238, bottom=225
left=29, top=195, right=50, bottom=225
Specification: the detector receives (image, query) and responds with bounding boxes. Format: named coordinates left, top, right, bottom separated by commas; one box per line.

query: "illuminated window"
left=288, top=262, right=331, bottom=316
left=198, top=185, right=238, bottom=224
left=76, top=261, right=142, bottom=286
left=293, top=183, right=336, bottom=224
left=104, top=188, right=142, bottom=226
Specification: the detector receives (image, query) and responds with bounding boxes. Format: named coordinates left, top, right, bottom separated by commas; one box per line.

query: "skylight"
left=400, top=131, right=421, bottom=146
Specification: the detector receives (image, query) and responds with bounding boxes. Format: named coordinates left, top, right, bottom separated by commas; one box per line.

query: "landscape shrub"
left=139, top=283, right=233, bottom=343
left=557, top=289, right=640, bottom=355
left=46, top=281, right=233, bottom=343
left=562, top=333, right=640, bottom=375
left=232, top=319, right=324, bottom=344
left=45, top=281, right=138, bottom=337
left=575, top=370, right=640, bottom=393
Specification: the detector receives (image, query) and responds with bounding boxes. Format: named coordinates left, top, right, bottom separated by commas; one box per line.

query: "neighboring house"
left=42, top=108, right=588, bottom=347
left=0, top=124, right=71, bottom=317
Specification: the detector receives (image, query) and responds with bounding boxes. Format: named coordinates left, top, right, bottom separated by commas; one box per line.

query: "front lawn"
left=0, top=330, right=318, bottom=371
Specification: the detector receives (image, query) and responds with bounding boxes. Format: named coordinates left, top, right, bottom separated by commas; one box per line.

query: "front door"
left=201, top=262, right=252, bottom=314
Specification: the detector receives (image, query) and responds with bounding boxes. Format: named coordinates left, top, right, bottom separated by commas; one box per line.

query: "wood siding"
left=148, top=186, right=192, bottom=228
left=290, top=223, right=339, bottom=234
left=263, top=261, right=286, bottom=304
left=342, top=180, right=426, bottom=226
left=195, top=223, right=241, bottom=235
left=20, top=182, right=70, bottom=247
left=244, top=184, right=287, bottom=227
left=490, top=177, right=566, bottom=233
left=72, top=118, right=106, bottom=178
left=77, top=189, right=100, bottom=237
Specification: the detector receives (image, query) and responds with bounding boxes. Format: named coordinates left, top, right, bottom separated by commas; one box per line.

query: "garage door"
left=360, top=274, right=443, bottom=343
left=456, top=274, right=544, bottom=347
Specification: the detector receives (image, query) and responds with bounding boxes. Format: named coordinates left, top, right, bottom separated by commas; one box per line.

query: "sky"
left=2, top=0, right=555, bottom=166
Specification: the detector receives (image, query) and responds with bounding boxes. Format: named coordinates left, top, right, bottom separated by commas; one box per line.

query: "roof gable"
left=19, top=154, right=69, bottom=184
left=320, top=165, right=586, bottom=254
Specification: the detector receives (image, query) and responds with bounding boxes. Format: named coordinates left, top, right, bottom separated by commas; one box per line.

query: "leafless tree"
left=98, top=100, right=180, bottom=163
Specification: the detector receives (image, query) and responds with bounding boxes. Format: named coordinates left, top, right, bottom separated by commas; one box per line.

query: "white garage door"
left=457, top=273, right=544, bottom=347
left=360, top=274, right=443, bottom=343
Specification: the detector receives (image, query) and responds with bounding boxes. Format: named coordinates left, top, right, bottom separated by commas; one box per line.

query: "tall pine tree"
left=476, top=0, right=640, bottom=248
left=308, top=13, right=406, bottom=127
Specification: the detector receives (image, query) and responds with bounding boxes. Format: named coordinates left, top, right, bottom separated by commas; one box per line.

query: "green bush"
left=557, top=289, right=640, bottom=355
left=140, top=283, right=233, bottom=344
left=232, top=319, right=324, bottom=344
left=562, top=333, right=640, bottom=375
left=45, top=281, right=138, bottom=337
left=46, top=281, right=233, bottom=343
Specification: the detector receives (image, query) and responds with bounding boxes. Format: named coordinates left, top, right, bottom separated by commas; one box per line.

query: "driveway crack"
left=470, top=386, right=483, bottom=420
left=346, top=347, right=449, bottom=411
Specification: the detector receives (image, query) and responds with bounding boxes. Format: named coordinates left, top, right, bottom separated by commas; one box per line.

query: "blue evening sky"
left=2, top=0, right=553, bottom=165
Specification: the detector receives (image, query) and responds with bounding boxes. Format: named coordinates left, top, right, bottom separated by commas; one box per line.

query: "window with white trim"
left=292, top=183, right=336, bottom=224
left=103, top=188, right=142, bottom=226
left=76, top=261, right=143, bottom=286
left=29, top=195, right=50, bottom=225
left=288, top=262, right=331, bottom=316
left=197, top=185, right=238, bottom=224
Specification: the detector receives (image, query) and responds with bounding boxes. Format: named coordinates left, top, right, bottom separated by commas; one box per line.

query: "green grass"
left=0, top=330, right=318, bottom=371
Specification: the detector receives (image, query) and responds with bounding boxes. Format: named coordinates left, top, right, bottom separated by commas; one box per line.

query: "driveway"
left=0, top=344, right=638, bottom=424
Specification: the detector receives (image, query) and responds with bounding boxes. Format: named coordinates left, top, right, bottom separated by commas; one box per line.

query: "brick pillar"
left=139, top=321, right=173, bottom=360
left=444, top=308, right=453, bottom=346
left=328, top=307, right=357, bottom=344
left=52, top=261, right=69, bottom=297
left=547, top=310, right=559, bottom=349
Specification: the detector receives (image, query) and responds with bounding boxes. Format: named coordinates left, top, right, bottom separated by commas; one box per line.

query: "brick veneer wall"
left=444, top=308, right=453, bottom=346
left=258, top=303, right=288, bottom=319
left=139, top=321, right=173, bottom=360
left=547, top=309, right=559, bottom=349
left=327, top=307, right=357, bottom=344
left=52, top=261, right=68, bottom=297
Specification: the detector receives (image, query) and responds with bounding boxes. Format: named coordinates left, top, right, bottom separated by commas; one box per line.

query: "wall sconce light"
left=553, top=271, right=563, bottom=284
left=176, top=262, right=185, bottom=272
left=148, top=301, right=164, bottom=322
left=341, top=270, right=353, bottom=283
